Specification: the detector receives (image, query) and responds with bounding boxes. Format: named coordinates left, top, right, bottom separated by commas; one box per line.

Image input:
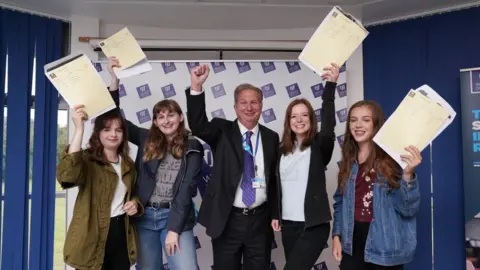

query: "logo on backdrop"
left=286, top=61, right=301, bottom=73
left=161, top=83, right=177, bottom=98
left=236, top=62, right=251, bottom=73
left=286, top=83, right=301, bottom=98
left=311, top=83, right=325, bottom=98
left=313, top=262, right=328, bottom=270
left=261, top=62, right=276, bottom=73
left=136, top=109, right=151, bottom=124
left=340, top=63, right=346, bottom=73
left=472, top=70, right=480, bottom=94
left=337, top=134, right=345, bottom=147
left=197, top=143, right=213, bottom=198
left=162, top=62, right=177, bottom=74
left=262, top=108, right=276, bottom=123
left=211, top=108, right=226, bottom=119
left=136, top=84, right=151, bottom=99
left=119, top=84, right=127, bottom=98
left=93, top=63, right=102, bottom=72
left=186, top=62, right=199, bottom=72
left=211, top=62, right=226, bottom=73
left=336, top=108, right=348, bottom=123
left=261, top=83, right=276, bottom=99
left=211, top=83, right=226, bottom=99
left=337, top=83, right=347, bottom=98
left=314, top=108, right=322, bottom=122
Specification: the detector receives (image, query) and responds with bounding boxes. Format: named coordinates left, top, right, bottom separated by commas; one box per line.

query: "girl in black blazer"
left=271, top=63, right=339, bottom=270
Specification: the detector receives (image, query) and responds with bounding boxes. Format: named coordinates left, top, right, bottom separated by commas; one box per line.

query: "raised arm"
left=106, top=56, right=147, bottom=146
left=185, top=64, right=226, bottom=148
left=314, top=64, right=340, bottom=166
left=392, top=145, right=423, bottom=217
left=56, top=105, right=88, bottom=189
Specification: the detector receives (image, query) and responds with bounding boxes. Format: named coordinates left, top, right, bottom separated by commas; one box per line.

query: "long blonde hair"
left=143, top=100, right=189, bottom=161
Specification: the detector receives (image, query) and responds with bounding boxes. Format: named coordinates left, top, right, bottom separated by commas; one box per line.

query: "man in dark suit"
left=185, top=64, right=279, bottom=270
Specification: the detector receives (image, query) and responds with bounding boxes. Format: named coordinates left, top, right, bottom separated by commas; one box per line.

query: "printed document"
left=299, top=6, right=368, bottom=74
left=44, top=53, right=116, bottom=119
left=98, top=27, right=152, bottom=79
left=373, top=86, right=454, bottom=168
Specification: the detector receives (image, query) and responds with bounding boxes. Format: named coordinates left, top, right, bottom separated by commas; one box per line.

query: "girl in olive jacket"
left=56, top=106, right=143, bottom=270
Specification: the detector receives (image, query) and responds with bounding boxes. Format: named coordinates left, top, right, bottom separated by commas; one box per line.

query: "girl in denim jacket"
left=332, top=100, right=422, bottom=270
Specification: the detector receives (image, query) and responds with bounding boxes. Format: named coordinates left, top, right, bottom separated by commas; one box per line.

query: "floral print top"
left=354, top=166, right=377, bottom=222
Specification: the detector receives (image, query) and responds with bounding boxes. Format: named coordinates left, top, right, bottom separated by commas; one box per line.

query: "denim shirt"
left=332, top=161, right=421, bottom=266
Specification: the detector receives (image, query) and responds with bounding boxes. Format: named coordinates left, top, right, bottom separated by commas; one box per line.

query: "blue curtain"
left=0, top=8, right=64, bottom=270
left=1, top=9, right=34, bottom=270
left=364, top=7, right=480, bottom=270
left=0, top=8, right=6, bottom=255
left=29, top=16, right=62, bottom=270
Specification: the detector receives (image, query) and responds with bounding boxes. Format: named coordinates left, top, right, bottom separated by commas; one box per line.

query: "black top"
left=271, top=81, right=337, bottom=228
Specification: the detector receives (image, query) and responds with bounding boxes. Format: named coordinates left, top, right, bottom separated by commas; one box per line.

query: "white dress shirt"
left=189, top=88, right=266, bottom=209
left=279, top=144, right=311, bottom=221
left=233, top=121, right=266, bottom=209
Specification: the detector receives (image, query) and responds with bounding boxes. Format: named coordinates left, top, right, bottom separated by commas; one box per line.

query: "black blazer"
left=110, top=89, right=204, bottom=234
left=271, top=81, right=337, bottom=229
left=185, top=88, right=280, bottom=239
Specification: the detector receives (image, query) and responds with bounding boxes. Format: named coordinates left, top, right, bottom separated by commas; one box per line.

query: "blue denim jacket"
left=332, top=161, right=421, bottom=266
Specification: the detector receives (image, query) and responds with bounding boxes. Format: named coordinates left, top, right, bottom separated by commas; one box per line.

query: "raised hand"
left=107, top=56, right=121, bottom=76
left=321, top=63, right=340, bottom=83
left=72, top=105, right=88, bottom=129
left=401, top=145, right=422, bottom=181
left=190, top=64, right=210, bottom=91
left=107, top=56, right=121, bottom=90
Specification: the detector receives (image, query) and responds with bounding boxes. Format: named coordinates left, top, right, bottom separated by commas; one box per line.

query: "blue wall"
left=364, top=7, right=480, bottom=270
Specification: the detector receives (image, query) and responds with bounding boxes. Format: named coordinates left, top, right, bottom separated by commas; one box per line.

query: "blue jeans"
left=135, top=207, right=199, bottom=270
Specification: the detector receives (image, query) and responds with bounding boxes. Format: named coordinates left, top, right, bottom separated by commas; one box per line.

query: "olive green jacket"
left=56, top=149, right=144, bottom=270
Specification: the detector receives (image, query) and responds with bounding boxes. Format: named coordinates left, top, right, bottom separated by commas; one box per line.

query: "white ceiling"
left=1, top=0, right=479, bottom=30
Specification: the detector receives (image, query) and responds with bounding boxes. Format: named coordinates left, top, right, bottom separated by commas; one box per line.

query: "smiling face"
left=348, top=105, right=374, bottom=144
left=234, top=89, right=262, bottom=128
left=289, top=103, right=311, bottom=139
left=99, top=118, right=124, bottom=151
left=153, top=110, right=184, bottom=139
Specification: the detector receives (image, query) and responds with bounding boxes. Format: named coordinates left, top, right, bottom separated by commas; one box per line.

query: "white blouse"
left=279, top=145, right=311, bottom=222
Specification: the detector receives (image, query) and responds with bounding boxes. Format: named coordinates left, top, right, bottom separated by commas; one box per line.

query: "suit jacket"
left=185, top=88, right=280, bottom=239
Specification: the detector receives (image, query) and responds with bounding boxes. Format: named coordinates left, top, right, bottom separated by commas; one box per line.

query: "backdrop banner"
left=460, top=68, right=480, bottom=270
left=67, top=60, right=347, bottom=270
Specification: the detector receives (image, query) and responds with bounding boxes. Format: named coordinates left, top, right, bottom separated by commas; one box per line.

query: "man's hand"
left=190, top=64, right=210, bottom=91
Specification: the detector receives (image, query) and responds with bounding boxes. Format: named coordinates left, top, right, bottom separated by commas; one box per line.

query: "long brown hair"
left=87, top=109, right=132, bottom=166
left=143, top=100, right=189, bottom=161
left=338, top=100, right=400, bottom=194
left=280, top=99, right=317, bottom=154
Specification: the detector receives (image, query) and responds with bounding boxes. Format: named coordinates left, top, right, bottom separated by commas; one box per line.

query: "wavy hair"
left=280, top=98, right=317, bottom=154
left=337, top=100, right=400, bottom=194
left=87, top=109, right=132, bottom=166
left=143, top=100, right=189, bottom=161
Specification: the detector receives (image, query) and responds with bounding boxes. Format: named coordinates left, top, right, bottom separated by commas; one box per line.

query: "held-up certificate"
left=98, top=27, right=152, bottom=79
left=299, top=6, right=368, bottom=74
left=373, top=87, right=454, bottom=168
left=44, top=53, right=116, bottom=119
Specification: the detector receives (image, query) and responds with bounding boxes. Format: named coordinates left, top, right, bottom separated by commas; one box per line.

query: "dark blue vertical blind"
left=0, top=7, right=64, bottom=270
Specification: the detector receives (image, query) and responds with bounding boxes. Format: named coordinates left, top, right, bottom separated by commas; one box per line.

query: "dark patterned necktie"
left=241, top=131, right=256, bottom=207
